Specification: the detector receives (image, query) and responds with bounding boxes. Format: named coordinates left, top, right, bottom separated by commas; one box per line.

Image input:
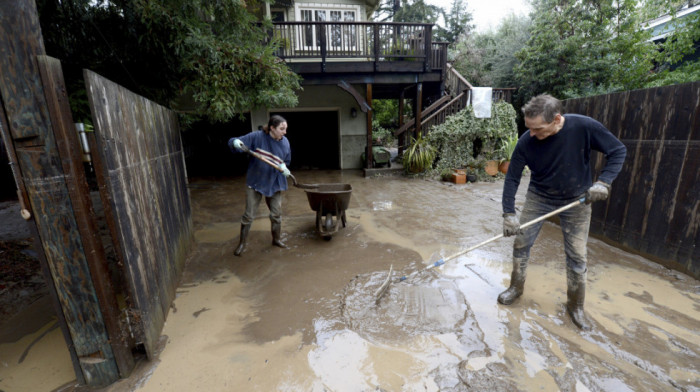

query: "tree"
left=435, top=0, right=474, bottom=44
left=512, top=0, right=666, bottom=99
left=452, top=13, right=531, bottom=87
left=373, top=0, right=472, bottom=45
left=36, top=0, right=301, bottom=124
left=393, top=0, right=441, bottom=24
left=451, top=0, right=698, bottom=105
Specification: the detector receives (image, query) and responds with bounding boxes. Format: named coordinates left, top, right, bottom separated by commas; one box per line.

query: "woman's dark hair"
left=263, top=115, right=287, bottom=133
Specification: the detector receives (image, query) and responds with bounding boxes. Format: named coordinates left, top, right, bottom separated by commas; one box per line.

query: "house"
left=645, top=3, right=700, bottom=42
left=245, top=0, right=465, bottom=171
left=644, top=3, right=700, bottom=69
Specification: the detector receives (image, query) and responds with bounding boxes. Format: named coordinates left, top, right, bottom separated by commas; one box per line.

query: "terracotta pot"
left=484, top=160, right=499, bottom=176
left=499, top=160, right=510, bottom=174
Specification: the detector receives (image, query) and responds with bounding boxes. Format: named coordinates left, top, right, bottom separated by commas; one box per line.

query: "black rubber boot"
left=566, top=268, right=591, bottom=331
left=271, top=222, right=288, bottom=249
left=234, top=224, right=251, bottom=256
left=498, top=257, right=528, bottom=305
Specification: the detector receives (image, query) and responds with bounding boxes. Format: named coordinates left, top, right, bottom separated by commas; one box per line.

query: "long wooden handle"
left=427, top=197, right=586, bottom=269
left=243, top=147, right=299, bottom=186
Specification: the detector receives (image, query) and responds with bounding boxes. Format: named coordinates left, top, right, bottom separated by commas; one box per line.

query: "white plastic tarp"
left=472, top=87, right=493, bottom=118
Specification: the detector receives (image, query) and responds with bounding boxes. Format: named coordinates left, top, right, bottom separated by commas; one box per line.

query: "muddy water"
left=2, top=170, right=698, bottom=391
left=133, top=171, right=698, bottom=392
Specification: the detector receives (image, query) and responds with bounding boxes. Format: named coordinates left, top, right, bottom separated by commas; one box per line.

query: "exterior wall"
left=250, top=108, right=269, bottom=132
left=254, top=84, right=367, bottom=169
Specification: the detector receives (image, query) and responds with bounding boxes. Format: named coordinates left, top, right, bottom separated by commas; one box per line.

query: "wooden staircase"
left=394, top=64, right=514, bottom=153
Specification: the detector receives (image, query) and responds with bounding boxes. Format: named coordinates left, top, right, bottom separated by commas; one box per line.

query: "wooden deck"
left=271, top=21, right=448, bottom=81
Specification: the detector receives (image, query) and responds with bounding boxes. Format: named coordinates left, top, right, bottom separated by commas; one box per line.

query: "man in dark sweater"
left=500, top=94, right=626, bottom=330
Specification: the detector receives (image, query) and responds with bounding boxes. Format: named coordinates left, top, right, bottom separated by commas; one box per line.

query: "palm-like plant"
left=500, top=133, right=518, bottom=162
left=403, top=134, right=436, bottom=173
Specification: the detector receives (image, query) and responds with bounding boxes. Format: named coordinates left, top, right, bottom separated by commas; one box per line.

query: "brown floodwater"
left=1, top=170, right=698, bottom=392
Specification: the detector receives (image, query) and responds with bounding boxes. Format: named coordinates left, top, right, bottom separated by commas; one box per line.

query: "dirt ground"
left=1, top=171, right=699, bottom=392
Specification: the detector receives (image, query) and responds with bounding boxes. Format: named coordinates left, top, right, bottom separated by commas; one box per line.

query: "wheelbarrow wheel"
left=322, top=211, right=333, bottom=241
left=325, top=213, right=334, bottom=233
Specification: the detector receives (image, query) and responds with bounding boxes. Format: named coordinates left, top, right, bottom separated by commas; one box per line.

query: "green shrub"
left=426, top=101, right=518, bottom=177
left=372, top=124, right=396, bottom=146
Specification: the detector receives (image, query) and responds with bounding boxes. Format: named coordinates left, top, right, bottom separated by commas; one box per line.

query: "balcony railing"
left=270, top=22, right=447, bottom=72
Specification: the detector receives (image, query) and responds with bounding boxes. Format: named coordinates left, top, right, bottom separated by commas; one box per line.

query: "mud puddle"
left=2, top=170, right=698, bottom=391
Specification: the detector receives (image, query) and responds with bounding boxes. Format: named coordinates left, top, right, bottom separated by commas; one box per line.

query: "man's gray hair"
left=522, top=94, right=563, bottom=123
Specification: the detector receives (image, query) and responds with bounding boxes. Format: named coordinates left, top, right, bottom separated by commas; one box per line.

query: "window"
left=297, top=5, right=359, bottom=52
left=271, top=10, right=286, bottom=22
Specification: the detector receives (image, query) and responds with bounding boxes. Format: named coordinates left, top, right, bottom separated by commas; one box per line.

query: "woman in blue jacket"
left=229, top=115, right=291, bottom=256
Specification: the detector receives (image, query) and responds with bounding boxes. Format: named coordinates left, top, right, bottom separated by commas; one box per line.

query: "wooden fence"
left=563, top=81, right=699, bottom=279
left=1, top=3, right=193, bottom=386
left=85, top=70, right=193, bottom=360
left=1, top=2, right=129, bottom=385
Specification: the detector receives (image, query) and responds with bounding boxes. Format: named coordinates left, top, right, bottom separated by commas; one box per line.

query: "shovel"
left=239, top=144, right=318, bottom=190
left=374, top=196, right=587, bottom=303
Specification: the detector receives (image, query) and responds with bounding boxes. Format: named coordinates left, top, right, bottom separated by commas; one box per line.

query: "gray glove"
left=503, top=213, right=522, bottom=237
left=586, top=181, right=610, bottom=204
left=232, top=138, right=245, bottom=151
left=278, top=162, right=291, bottom=177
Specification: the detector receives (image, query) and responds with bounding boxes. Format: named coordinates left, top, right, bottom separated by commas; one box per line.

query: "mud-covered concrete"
left=1, top=170, right=698, bottom=391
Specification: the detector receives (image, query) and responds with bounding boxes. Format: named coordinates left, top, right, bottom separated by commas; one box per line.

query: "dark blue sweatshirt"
left=502, top=114, right=626, bottom=213
left=229, top=131, right=291, bottom=197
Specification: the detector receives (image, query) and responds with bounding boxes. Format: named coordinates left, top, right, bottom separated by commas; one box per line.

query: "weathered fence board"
left=37, top=54, right=135, bottom=376
left=85, top=70, right=193, bottom=359
left=564, top=81, right=700, bottom=278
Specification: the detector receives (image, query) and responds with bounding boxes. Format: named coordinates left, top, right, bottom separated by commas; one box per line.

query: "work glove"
left=503, top=213, right=522, bottom=237
left=232, top=138, right=245, bottom=151
left=586, top=181, right=610, bottom=204
left=278, top=162, right=291, bottom=178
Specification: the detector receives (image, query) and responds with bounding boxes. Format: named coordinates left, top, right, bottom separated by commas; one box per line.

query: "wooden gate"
left=0, top=2, right=192, bottom=386
left=85, top=70, right=193, bottom=359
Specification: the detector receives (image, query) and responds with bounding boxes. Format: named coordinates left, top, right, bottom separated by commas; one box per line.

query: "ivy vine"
left=426, top=101, right=518, bottom=180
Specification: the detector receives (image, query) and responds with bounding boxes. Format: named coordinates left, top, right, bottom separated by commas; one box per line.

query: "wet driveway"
left=4, top=170, right=699, bottom=391
left=130, top=170, right=698, bottom=392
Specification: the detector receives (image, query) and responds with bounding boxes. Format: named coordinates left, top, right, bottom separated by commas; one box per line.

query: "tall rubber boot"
left=566, top=268, right=591, bottom=331
left=498, top=257, right=528, bottom=305
left=271, top=222, right=288, bottom=249
left=234, top=224, right=251, bottom=256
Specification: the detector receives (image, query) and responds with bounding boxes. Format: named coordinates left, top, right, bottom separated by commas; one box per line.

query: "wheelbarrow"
left=361, top=144, right=392, bottom=168
left=305, top=184, right=352, bottom=240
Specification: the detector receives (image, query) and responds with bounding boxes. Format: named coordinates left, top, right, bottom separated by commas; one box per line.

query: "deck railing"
left=271, top=22, right=447, bottom=71
left=444, top=63, right=473, bottom=96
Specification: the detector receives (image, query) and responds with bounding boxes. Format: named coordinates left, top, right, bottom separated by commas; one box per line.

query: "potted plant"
left=402, top=134, right=436, bottom=174
left=480, top=147, right=499, bottom=176
left=498, top=133, right=518, bottom=174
